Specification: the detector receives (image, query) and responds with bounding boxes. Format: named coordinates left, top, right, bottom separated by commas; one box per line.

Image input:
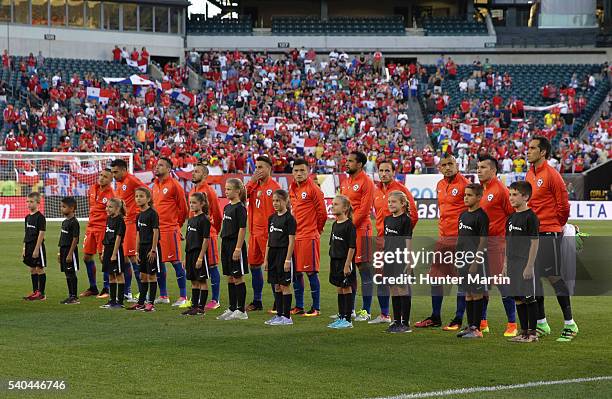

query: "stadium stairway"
left=407, top=97, right=429, bottom=151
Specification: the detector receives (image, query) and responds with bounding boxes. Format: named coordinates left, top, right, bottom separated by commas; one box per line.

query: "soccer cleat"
left=60, top=297, right=71, bottom=304
left=303, top=308, right=320, bottom=317
left=96, top=288, right=110, bottom=299
left=461, top=327, right=483, bottom=338
left=504, top=322, right=519, bottom=337
left=79, top=288, right=99, bottom=297
left=246, top=302, right=263, bottom=312
left=479, top=320, right=490, bottom=333
left=143, top=303, right=156, bottom=312
left=556, top=323, right=579, bottom=342
left=109, top=303, right=124, bottom=309
left=23, top=291, right=38, bottom=300
left=334, top=319, right=353, bottom=329
left=369, top=314, right=392, bottom=324
left=226, top=310, right=249, bottom=320
left=354, top=310, right=371, bottom=322
left=173, top=297, right=190, bottom=307
left=204, top=300, right=220, bottom=310
left=456, top=327, right=471, bottom=338
left=126, top=303, right=145, bottom=311
left=63, top=297, right=80, bottom=305
left=181, top=307, right=199, bottom=316
left=536, top=322, right=552, bottom=337
left=415, top=317, right=442, bottom=328
left=442, top=318, right=463, bottom=331
left=216, top=309, right=234, bottom=320
left=290, top=307, right=305, bottom=315
left=397, top=324, right=412, bottom=333
left=270, top=316, right=293, bottom=326
left=99, top=301, right=113, bottom=309
left=154, top=296, right=170, bottom=304
left=328, top=319, right=343, bottom=328
left=385, top=322, right=402, bottom=333
left=265, top=316, right=281, bottom=325
left=31, top=292, right=46, bottom=301
left=197, top=307, right=206, bottom=315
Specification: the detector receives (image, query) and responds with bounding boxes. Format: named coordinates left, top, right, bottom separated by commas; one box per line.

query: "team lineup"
left=20, top=135, right=579, bottom=340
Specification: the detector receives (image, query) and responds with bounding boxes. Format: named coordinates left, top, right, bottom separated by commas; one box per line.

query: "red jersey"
left=189, top=181, right=222, bottom=236
left=437, top=173, right=470, bottom=237
left=480, top=177, right=514, bottom=237
left=152, top=175, right=188, bottom=232
left=289, top=177, right=327, bottom=240
left=340, top=170, right=375, bottom=231
left=114, top=173, right=145, bottom=224
left=526, top=161, right=570, bottom=233
left=87, top=184, right=114, bottom=230
left=246, top=176, right=280, bottom=235
left=373, top=180, right=418, bottom=236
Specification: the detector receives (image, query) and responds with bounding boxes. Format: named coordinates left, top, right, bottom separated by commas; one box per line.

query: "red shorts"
left=123, top=222, right=137, bottom=257
left=294, top=238, right=320, bottom=273
left=429, top=237, right=458, bottom=278
left=159, top=229, right=182, bottom=263
left=248, top=232, right=267, bottom=266
left=207, top=234, right=219, bottom=266
left=486, top=239, right=506, bottom=277
left=83, top=228, right=104, bottom=255
left=354, top=225, right=372, bottom=264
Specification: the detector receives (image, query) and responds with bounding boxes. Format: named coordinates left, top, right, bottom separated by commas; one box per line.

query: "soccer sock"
left=307, top=273, right=320, bottom=310
left=123, top=263, right=133, bottom=295
left=282, top=294, right=292, bottom=318
left=210, top=266, right=221, bottom=302
left=138, top=282, right=148, bottom=305
left=293, top=273, right=304, bottom=309
left=38, top=273, right=46, bottom=295
left=191, top=288, right=200, bottom=308
left=431, top=286, right=444, bottom=320
left=536, top=296, right=546, bottom=321
left=228, top=283, right=237, bottom=311
left=110, top=283, right=117, bottom=304
left=351, top=279, right=358, bottom=312
left=343, top=293, right=353, bottom=322
left=466, top=300, right=474, bottom=327
left=527, top=301, right=538, bottom=332
left=199, top=290, right=208, bottom=309
left=65, top=276, right=71, bottom=297
left=502, top=296, right=517, bottom=323
left=117, top=284, right=125, bottom=305
left=236, top=283, right=246, bottom=312
left=552, top=280, right=573, bottom=321
left=251, top=267, right=264, bottom=303
left=84, top=260, right=97, bottom=289
left=473, top=299, right=484, bottom=330
left=401, top=295, right=411, bottom=326
left=516, top=302, right=528, bottom=331
left=132, top=261, right=142, bottom=293
left=31, top=274, right=39, bottom=292
left=481, top=295, right=489, bottom=320
left=157, top=264, right=168, bottom=297
left=359, top=268, right=373, bottom=313
left=270, top=284, right=277, bottom=310
left=455, top=292, right=466, bottom=321
left=148, top=282, right=157, bottom=304
left=71, top=275, right=78, bottom=298
left=391, top=295, right=401, bottom=324
left=172, top=262, right=187, bottom=298
left=103, top=272, right=110, bottom=290
left=377, top=284, right=390, bottom=316
left=275, top=291, right=282, bottom=317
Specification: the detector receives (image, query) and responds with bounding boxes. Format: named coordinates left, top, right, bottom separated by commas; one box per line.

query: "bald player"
left=245, top=156, right=280, bottom=311
left=340, top=151, right=375, bottom=321
left=526, top=136, right=577, bottom=342
left=370, top=160, right=418, bottom=324
left=110, top=158, right=146, bottom=302
left=190, top=163, right=222, bottom=309
left=415, top=154, right=469, bottom=328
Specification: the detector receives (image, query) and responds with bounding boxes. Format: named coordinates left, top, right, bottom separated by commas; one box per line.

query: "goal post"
left=0, top=152, right=133, bottom=222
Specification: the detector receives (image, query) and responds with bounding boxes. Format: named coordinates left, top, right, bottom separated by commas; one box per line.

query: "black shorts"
left=138, top=244, right=162, bottom=275
left=459, top=262, right=487, bottom=294
left=102, top=246, right=125, bottom=274
left=507, top=259, right=536, bottom=298
left=23, top=242, right=47, bottom=268
left=185, top=250, right=209, bottom=281
left=59, top=246, right=79, bottom=273
left=221, top=238, right=248, bottom=278
left=535, top=233, right=562, bottom=277
left=329, top=258, right=356, bottom=288
left=267, top=247, right=293, bottom=286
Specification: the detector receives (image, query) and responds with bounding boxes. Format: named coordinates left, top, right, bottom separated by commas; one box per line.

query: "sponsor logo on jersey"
left=508, top=223, right=523, bottom=232
left=332, top=233, right=344, bottom=241
left=385, top=227, right=399, bottom=235
left=458, top=221, right=473, bottom=231
left=269, top=224, right=284, bottom=233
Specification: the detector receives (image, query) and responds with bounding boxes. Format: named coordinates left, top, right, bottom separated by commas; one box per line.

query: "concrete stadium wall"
left=0, top=25, right=184, bottom=61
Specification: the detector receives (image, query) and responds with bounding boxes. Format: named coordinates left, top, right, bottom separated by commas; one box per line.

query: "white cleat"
left=216, top=309, right=234, bottom=320
left=172, top=298, right=188, bottom=307
left=226, top=310, right=248, bottom=320
left=265, top=316, right=281, bottom=325
left=354, top=310, right=371, bottom=321
left=368, top=315, right=392, bottom=324
left=154, top=297, right=170, bottom=304
left=270, top=316, right=293, bottom=326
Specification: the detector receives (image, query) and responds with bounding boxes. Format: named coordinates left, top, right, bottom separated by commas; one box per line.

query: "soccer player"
left=525, top=136, right=577, bottom=341
left=81, top=169, right=114, bottom=298
left=416, top=154, right=469, bottom=328
left=372, top=161, right=418, bottom=324
left=22, top=192, right=47, bottom=301
left=506, top=181, right=540, bottom=343
left=100, top=198, right=127, bottom=309
left=182, top=192, right=212, bottom=316
left=189, top=163, right=222, bottom=310
left=217, top=178, right=249, bottom=321
left=339, top=151, right=375, bottom=322
left=110, top=159, right=146, bottom=303
left=263, top=190, right=297, bottom=326
left=288, top=159, right=327, bottom=316
left=58, top=197, right=80, bottom=304
left=129, top=187, right=160, bottom=312
left=152, top=157, right=189, bottom=306
left=455, top=183, right=489, bottom=339
left=245, top=156, right=280, bottom=311
left=383, top=191, right=413, bottom=333
left=327, top=195, right=357, bottom=329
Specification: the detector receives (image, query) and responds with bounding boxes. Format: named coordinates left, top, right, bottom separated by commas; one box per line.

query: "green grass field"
left=2, top=220, right=612, bottom=399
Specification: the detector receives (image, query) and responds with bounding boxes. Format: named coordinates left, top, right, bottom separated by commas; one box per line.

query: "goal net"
left=0, top=152, right=133, bottom=221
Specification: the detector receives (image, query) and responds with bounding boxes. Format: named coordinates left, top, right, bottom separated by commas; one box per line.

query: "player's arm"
left=313, top=186, right=328, bottom=233
left=404, top=187, right=419, bottom=228
left=470, top=218, right=489, bottom=273
left=148, top=228, right=159, bottom=263
left=233, top=227, right=246, bottom=261
left=175, top=182, right=189, bottom=228
left=345, top=224, right=357, bottom=275
left=262, top=242, right=270, bottom=271
left=285, top=235, right=295, bottom=272
left=66, top=224, right=79, bottom=262
left=551, top=172, right=570, bottom=227
left=196, top=219, right=210, bottom=269
left=135, top=230, right=141, bottom=263
left=352, top=180, right=374, bottom=228
left=33, top=230, right=45, bottom=258
left=208, top=188, right=223, bottom=233
left=245, top=178, right=258, bottom=197
left=524, top=238, right=539, bottom=279
left=111, top=233, right=122, bottom=261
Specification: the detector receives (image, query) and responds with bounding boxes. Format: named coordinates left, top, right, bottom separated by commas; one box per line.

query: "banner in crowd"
left=86, top=87, right=111, bottom=105
left=126, top=59, right=148, bottom=73
left=43, top=172, right=89, bottom=196
left=0, top=196, right=45, bottom=220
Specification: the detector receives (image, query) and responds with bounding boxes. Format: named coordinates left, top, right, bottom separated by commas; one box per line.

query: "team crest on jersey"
left=353, top=184, right=359, bottom=191
left=122, top=184, right=127, bottom=191
left=487, top=194, right=494, bottom=201
left=537, top=178, right=543, bottom=187
left=102, top=198, right=108, bottom=204
left=163, top=188, right=169, bottom=194
left=451, top=188, right=458, bottom=196
left=301, top=192, right=307, bottom=199
left=266, top=189, right=272, bottom=196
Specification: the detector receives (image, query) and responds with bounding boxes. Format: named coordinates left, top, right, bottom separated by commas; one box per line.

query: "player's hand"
left=57, top=253, right=61, bottom=263
left=66, top=255, right=72, bottom=263
left=284, top=260, right=291, bottom=272
left=135, top=253, right=141, bottom=263
left=262, top=261, right=268, bottom=271
left=232, top=249, right=241, bottom=261
left=343, top=264, right=351, bottom=276
left=523, top=265, right=534, bottom=280
left=502, top=261, right=507, bottom=277
left=180, top=233, right=185, bottom=241
left=32, top=248, right=39, bottom=259
left=147, top=251, right=156, bottom=263
left=22, top=248, right=25, bottom=258
left=111, top=254, right=117, bottom=262
left=196, top=258, right=202, bottom=269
